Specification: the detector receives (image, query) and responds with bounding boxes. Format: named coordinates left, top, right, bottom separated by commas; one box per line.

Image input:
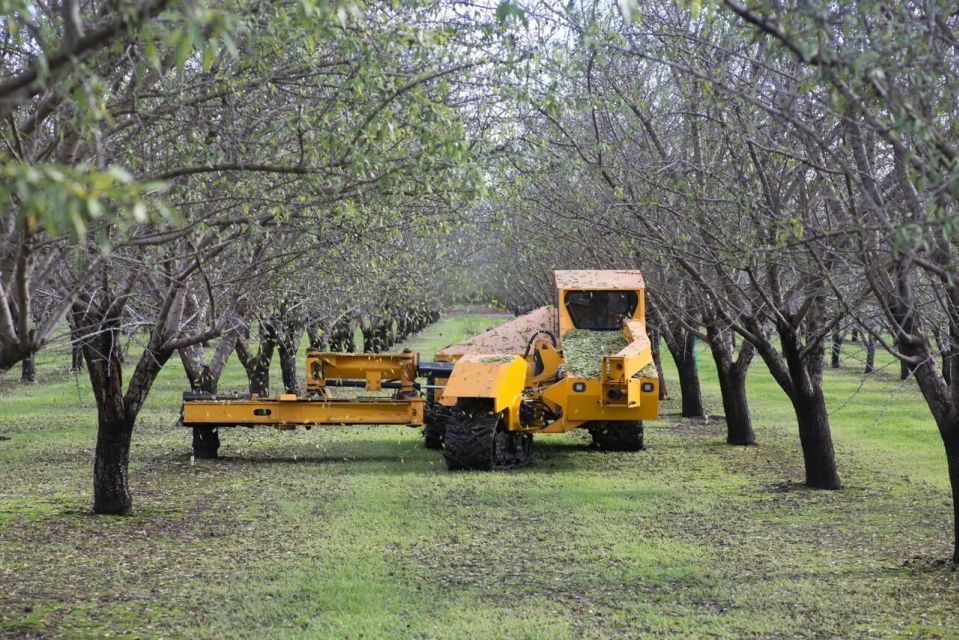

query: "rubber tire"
left=423, top=414, right=445, bottom=450
left=588, top=420, right=644, bottom=451
left=493, top=428, right=533, bottom=469
left=192, top=427, right=220, bottom=459
left=443, top=409, right=498, bottom=470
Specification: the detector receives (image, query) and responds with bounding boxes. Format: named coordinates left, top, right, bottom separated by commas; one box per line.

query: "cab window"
left=564, top=290, right=638, bottom=330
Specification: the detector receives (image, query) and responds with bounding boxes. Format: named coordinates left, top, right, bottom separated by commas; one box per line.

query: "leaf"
left=202, top=42, right=216, bottom=71
left=495, top=0, right=526, bottom=25
left=132, top=201, right=148, bottom=222
left=175, top=30, right=194, bottom=70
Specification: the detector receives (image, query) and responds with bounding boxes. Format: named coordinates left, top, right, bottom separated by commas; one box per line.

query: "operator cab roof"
left=553, top=270, right=645, bottom=291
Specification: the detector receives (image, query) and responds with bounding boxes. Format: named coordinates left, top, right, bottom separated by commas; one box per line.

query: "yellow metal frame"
left=183, top=351, right=425, bottom=430
left=539, top=376, right=658, bottom=432
left=180, top=270, right=659, bottom=443
left=182, top=395, right=424, bottom=427
left=306, top=351, right=418, bottom=393
left=439, top=355, right=527, bottom=428
left=431, top=273, right=658, bottom=436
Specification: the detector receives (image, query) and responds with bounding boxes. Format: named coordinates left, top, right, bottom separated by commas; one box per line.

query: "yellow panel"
left=182, top=397, right=424, bottom=427
left=604, top=321, right=653, bottom=382
left=305, top=351, right=418, bottom=392
left=553, top=270, right=646, bottom=290
left=440, top=355, right=527, bottom=413
left=539, top=376, right=658, bottom=432
left=525, top=340, right=563, bottom=387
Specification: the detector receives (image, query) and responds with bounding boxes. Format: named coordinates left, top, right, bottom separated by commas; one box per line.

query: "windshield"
left=564, top=290, right=638, bottom=330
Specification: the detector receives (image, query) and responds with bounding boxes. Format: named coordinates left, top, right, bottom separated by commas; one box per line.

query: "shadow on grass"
left=165, top=435, right=611, bottom=474
left=211, top=452, right=416, bottom=466
left=529, top=437, right=645, bottom=471
left=762, top=481, right=813, bottom=493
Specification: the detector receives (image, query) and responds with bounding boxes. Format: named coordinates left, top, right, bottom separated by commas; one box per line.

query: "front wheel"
left=443, top=405, right=532, bottom=470
left=587, top=420, right=644, bottom=451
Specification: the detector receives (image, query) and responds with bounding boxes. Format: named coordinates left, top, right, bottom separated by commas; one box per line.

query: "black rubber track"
left=493, top=427, right=533, bottom=469
left=192, top=427, right=220, bottom=459
left=443, top=408, right=498, bottom=470
left=443, top=408, right=533, bottom=470
left=588, top=420, right=644, bottom=451
left=422, top=405, right=448, bottom=450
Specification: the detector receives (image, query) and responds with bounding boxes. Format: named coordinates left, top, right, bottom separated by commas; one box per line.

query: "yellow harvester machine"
left=179, top=270, right=659, bottom=469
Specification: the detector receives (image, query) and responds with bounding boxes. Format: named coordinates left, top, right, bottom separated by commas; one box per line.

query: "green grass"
left=1, top=316, right=957, bottom=639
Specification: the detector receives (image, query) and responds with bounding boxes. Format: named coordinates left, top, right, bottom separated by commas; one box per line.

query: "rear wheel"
left=588, top=420, right=644, bottom=451
left=422, top=404, right=447, bottom=450
left=493, top=424, right=533, bottom=469
left=192, top=427, right=220, bottom=459
left=443, top=404, right=532, bottom=470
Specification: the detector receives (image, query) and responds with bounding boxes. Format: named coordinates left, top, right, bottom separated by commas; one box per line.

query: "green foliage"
left=0, top=162, right=172, bottom=247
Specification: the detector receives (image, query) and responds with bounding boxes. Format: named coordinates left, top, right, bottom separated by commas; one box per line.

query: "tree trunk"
left=362, top=321, right=374, bottom=353
left=192, top=427, right=220, bottom=459
left=278, top=334, right=301, bottom=393
left=864, top=335, right=876, bottom=373
left=75, top=307, right=136, bottom=515
left=830, top=330, right=843, bottom=368
left=791, top=385, right=842, bottom=489
left=71, top=344, right=83, bottom=372
left=93, top=415, right=134, bottom=514
left=180, top=330, right=240, bottom=395
left=247, top=356, right=271, bottom=396
left=779, top=327, right=841, bottom=489
left=938, top=327, right=954, bottom=386
left=236, top=322, right=276, bottom=397
left=329, top=318, right=355, bottom=352
left=385, top=314, right=398, bottom=347
left=649, top=327, right=669, bottom=400
left=713, top=353, right=755, bottom=445
left=707, top=319, right=755, bottom=445
left=307, top=324, right=326, bottom=350
left=901, top=359, right=915, bottom=381
left=362, top=318, right=391, bottom=353
left=20, top=353, right=36, bottom=383
left=945, top=432, right=959, bottom=564
left=85, top=336, right=172, bottom=514
left=67, top=320, right=84, bottom=372
left=899, top=338, right=959, bottom=562
left=668, top=331, right=704, bottom=418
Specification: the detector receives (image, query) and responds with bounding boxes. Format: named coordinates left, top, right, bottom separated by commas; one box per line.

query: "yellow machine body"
left=439, top=355, right=526, bottom=412
left=438, top=355, right=527, bottom=428
left=181, top=395, right=424, bottom=428
left=435, top=269, right=659, bottom=434
left=305, top=351, right=418, bottom=394
left=180, top=351, right=425, bottom=430
left=179, top=269, right=659, bottom=463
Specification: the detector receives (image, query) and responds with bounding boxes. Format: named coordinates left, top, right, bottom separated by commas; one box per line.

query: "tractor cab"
left=563, top=290, right=638, bottom=330
left=553, top=270, right=646, bottom=337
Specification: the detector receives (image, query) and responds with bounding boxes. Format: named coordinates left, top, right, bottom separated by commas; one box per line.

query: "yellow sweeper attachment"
left=430, top=269, right=659, bottom=470
left=178, top=270, right=659, bottom=469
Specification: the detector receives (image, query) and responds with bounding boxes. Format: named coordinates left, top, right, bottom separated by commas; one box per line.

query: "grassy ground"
left=1, top=315, right=957, bottom=639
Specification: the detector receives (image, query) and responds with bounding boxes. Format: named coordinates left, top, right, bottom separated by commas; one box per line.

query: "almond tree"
left=2, top=0, right=520, bottom=513
left=720, top=0, right=959, bottom=561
